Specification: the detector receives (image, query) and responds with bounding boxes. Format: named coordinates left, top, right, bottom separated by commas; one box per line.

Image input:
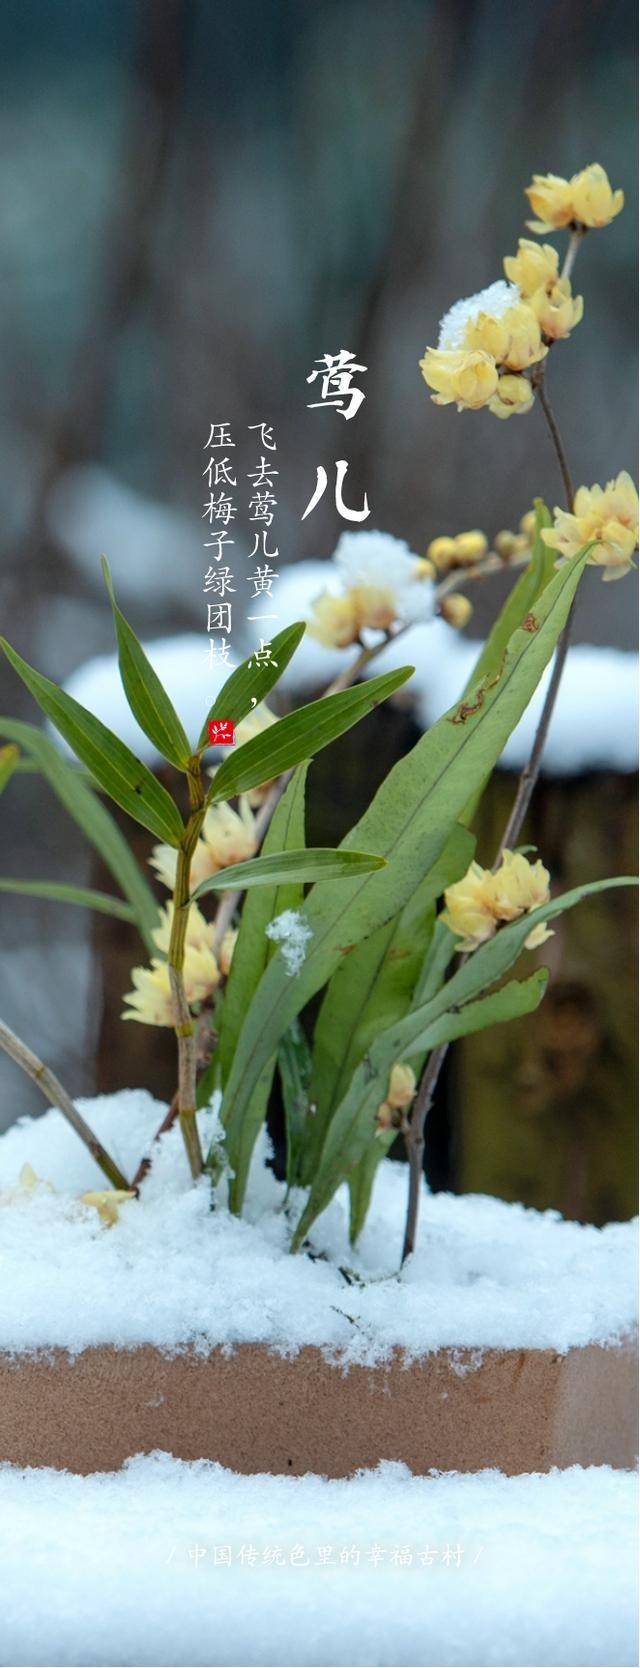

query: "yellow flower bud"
left=570, top=163, right=624, bottom=229
left=440, top=593, right=473, bottom=629
left=454, top=530, right=488, bottom=564
left=386, top=1063, right=417, bottom=1111
left=493, top=529, right=518, bottom=559
left=349, top=582, right=397, bottom=632
left=529, top=278, right=584, bottom=341
left=525, top=172, right=574, bottom=233
left=420, top=348, right=499, bottom=411
left=503, top=238, right=559, bottom=296
left=427, top=535, right=458, bottom=571
left=308, top=592, right=360, bottom=648
left=415, top=556, right=437, bottom=581
left=488, top=375, right=535, bottom=420
left=541, top=471, right=638, bottom=581
left=519, top=510, right=537, bottom=541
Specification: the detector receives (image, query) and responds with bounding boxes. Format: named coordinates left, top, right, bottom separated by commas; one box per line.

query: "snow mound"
left=0, top=1091, right=635, bottom=1359
left=0, top=1454, right=636, bottom=1666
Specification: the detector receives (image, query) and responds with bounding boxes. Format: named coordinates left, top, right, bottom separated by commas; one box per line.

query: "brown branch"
left=0, top=1018, right=132, bottom=1192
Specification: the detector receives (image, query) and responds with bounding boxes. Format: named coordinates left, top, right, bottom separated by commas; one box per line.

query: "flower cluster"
left=308, top=531, right=434, bottom=649
left=525, top=164, right=624, bottom=233
left=441, top=850, right=553, bottom=953
left=543, top=471, right=638, bottom=583
left=123, top=903, right=236, bottom=1027
left=420, top=162, right=621, bottom=419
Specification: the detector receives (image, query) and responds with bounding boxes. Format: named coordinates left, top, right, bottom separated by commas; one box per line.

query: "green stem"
left=169, top=765, right=206, bottom=1180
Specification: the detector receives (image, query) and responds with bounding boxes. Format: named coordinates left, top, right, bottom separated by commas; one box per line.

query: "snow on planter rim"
left=0, top=1090, right=636, bottom=1360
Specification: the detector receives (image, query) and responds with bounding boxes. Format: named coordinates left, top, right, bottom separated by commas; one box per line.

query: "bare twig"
left=0, top=1018, right=131, bottom=1192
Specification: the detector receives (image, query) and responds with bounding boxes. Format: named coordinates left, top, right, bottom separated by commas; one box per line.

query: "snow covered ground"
left=0, top=1454, right=636, bottom=1666
left=0, top=1090, right=636, bottom=1358
left=0, top=1093, right=637, bottom=1667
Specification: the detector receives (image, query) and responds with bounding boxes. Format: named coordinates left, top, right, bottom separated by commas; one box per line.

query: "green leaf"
left=208, top=667, right=414, bottom=804
left=101, top=557, right=191, bottom=769
left=0, top=744, right=20, bottom=794
left=464, top=500, right=555, bottom=696
left=214, top=765, right=309, bottom=1207
left=278, top=1020, right=313, bottom=1191
left=1, top=641, right=184, bottom=848
left=192, top=846, right=386, bottom=901
left=292, top=969, right=549, bottom=1249
left=197, top=622, right=307, bottom=750
left=0, top=878, right=135, bottom=920
left=218, top=546, right=591, bottom=1211
left=0, top=717, right=159, bottom=952
left=305, top=824, right=474, bottom=1186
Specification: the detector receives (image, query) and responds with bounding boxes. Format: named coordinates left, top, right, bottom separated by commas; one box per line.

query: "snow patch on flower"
left=333, top=529, right=436, bottom=626
left=265, top=909, right=313, bottom=975
left=438, top=280, right=519, bottom=351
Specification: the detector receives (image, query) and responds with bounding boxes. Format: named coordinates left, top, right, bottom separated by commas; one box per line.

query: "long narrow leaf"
left=305, top=824, right=474, bottom=1185
left=192, top=847, right=385, bottom=900
left=0, top=878, right=135, bottom=920
left=0, top=718, right=159, bottom=951
left=1, top=642, right=184, bottom=848
left=208, top=666, right=413, bottom=803
left=101, top=556, right=192, bottom=769
left=197, top=621, right=307, bottom=749
left=464, top=500, right=555, bottom=695
left=292, top=968, right=549, bottom=1249
left=219, top=547, right=591, bottom=1210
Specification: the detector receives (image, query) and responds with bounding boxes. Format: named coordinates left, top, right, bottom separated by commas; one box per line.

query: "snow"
left=0, top=1454, right=636, bottom=1666
left=332, top=528, right=436, bottom=625
left=265, top=908, right=313, bottom=974
left=438, top=280, right=519, bottom=351
left=0, top=1090, right=635, bottom=1359
left=47, top=464, right=202, bottom=607
left=58, top=558, right=639, bottom=775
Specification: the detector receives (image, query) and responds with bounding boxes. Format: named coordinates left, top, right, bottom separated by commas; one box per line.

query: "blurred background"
left=0, top=0, right=636, bottom=1220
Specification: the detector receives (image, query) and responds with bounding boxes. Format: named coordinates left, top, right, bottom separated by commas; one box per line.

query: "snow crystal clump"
left=438, top=280, right=519, bottom=351
left=265, top=910, right=313, bottom=975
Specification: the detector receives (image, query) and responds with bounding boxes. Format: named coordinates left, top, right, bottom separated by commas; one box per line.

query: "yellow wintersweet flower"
left=427, top=535, right=459, bottom=571
left=443, top=851, right=553, bottom=953
left=453, top=530, right=488, bottom=564
left=486, top=850, right=550, bottom=922
left=308, top=592, right=360, bottom=648
left=529, top=278, right=583, bottom=341
left=541, top=471, right=638, bottom=582
left=123, top=902, right=221, bottom=1026
left=441, top=861, right=498, bottom=952
left=466, top=301, right=546, bottom=373
left=419, top=348, right=499, bottom=411
left=348, top=582, right=398, bottom=633
left=151, top=799, right=257, bottom=891
left=501, top=304, right=548, bottom=372
left=80, top=1190, right=135, bottom=1227
left=525, top=172, right=574, bottom=233
left=504, top=239, right=559, bottom=296
left=488, top=375, right=535, bottom=420
left=570, top=163, right=624, bottom=229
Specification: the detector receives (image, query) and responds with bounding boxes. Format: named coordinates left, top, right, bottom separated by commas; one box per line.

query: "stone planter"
left=0, top=1337, right=636, bottom=1477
